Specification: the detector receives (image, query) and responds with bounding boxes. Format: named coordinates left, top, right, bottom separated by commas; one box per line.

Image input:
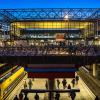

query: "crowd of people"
left=0, top=43, right=99, bottom=56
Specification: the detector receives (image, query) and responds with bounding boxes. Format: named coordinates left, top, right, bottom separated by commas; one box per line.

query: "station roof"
left=0, top=8, right=100, bottom=22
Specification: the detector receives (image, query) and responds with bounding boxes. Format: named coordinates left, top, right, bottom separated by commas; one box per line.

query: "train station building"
left=0, top=8, right=100, bottom=100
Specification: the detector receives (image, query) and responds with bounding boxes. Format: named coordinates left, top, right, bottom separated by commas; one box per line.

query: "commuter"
left=67, top=84, right=71, bottom=89
left=14, top=95, right=18, bottom=100
left=70, top=92, right=76, bottom=100
left=28, top=79, right=33, bottom=89
left=75, top=75, right=79, bottom=85
left=34, top=93, right=39, bottom=100
left=67, top=84, right=71, bottom=97
left=45, top=80, right=48, bottom=90
left=71, top=79, right=75, bottom=87
left=24, top=93, right=29, bottom=100
left=19, top=92, right=23, bottom=100
left=57, top=79, right=60, bottom=89
left=55, top=92, right=60, bottom=100
left=95, top=96, right=99, bottom=100
left=24, top=81, right=27, bottom=89
left=62, top=78, right=67, bottom=89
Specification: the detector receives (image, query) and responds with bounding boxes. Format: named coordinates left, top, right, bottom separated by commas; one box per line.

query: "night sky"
left=0, top=0, right=100, bottom=8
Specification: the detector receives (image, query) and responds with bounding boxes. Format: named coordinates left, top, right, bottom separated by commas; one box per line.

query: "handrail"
left=21, top=89, right=80, bottom=93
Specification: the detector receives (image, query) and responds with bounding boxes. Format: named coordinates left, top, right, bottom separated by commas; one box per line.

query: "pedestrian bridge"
left=0, top=56, right=99, bottom=65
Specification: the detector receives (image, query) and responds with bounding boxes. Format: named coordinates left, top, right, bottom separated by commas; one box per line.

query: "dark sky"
left=0, top=0, right=100, bottom=8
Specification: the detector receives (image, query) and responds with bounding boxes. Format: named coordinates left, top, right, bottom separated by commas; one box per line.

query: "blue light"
left=25, top=68, right=77, bottom=72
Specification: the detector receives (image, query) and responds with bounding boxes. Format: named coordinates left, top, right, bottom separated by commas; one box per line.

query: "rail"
left=21, top=89, right=80, bottom=100
left=78, top=67, right=100, bottom=99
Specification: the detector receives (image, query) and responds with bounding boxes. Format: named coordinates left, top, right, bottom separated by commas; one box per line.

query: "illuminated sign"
left=21, top=34, right=55, bottom=39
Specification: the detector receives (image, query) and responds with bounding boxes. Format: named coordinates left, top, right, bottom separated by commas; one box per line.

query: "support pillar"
left=48, top=78, right=55, bottom=100
left=96, top=64, right=100, bottom=80
left=93, top=64, right=97, bottom=77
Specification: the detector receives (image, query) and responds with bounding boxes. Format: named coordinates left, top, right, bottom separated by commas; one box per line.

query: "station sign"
left=56, top=34, right=65, bottom=41
left=21, top=34, right=55, bottom=39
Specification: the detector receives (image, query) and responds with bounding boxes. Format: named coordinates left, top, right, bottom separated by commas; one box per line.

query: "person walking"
left=57, top=79, right=60, bottom=89
left=95, top=96, right=99, bottom=100
left=28, top=79, right=33, bottom=89
left=75, top=75, right=79, bottom=85
left=24, top=81, right=27, bottom=89
left=14, top=95, right=18, bottom=100
left=67, top=84, right=71, bottom=89
left=34, top=93, right=39, bottom=100
left=62, top=78, right=67, bottom=89
left=67, top=84, right=71, bottom=97
left=45, top=80, right=48, bottom=90
left=19, top=92, right=23, bottom=100
left=55, top=92, right=60, bottom=100
left=70, top=92, right=76, bottom=100
left=71, top=79, right=75, bottom=87
left=24, top=93, right=29, bottom=100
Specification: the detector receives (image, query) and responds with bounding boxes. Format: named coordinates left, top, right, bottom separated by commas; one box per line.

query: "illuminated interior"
left=11, top=21, right=93, bottom=29
left=10, top=21, right=95, bottom=37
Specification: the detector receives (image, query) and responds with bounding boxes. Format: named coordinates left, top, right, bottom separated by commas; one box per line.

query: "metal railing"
left=21, top=89, right=80, bottom=100
left=0, top=45, right=99, bottom=56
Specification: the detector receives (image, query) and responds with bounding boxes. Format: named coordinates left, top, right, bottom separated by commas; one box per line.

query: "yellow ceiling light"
left=10, top=21, right=94, bottom=36
left=11, top=21, right=93, bottom=29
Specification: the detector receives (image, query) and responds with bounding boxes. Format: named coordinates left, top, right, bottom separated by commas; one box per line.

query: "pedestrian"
left=14, top=95, right=18, bottom=100
left=67, top=84, right=71, bottom=97
left=62, top=78, right=67, bottom=89
left=55, top=92, right=60, bottom=100
left=24, top=93, right=29, bottom=100
left=70, top=92, right=76, bottom=100
left=34, top=93, right=39, bottom=100
left=95, top=96, right=99, bottom=100
left=75, top=75, right=79, bottom=85
left=19, top=92, right=23, bottom=100
left=57, top=79, right=60, bottom=89
left=71, top=79, right=75, bottom=87
left=45, top=80, right=48, bottom=90
left=67, top=84, right=71, bottom=89
left=24, top=81, right=27, bottom=89
left=28, top=79, right=33, bottom=89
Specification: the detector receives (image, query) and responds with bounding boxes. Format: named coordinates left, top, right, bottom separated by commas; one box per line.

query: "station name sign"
left=21, top=34, right=55, bottom=39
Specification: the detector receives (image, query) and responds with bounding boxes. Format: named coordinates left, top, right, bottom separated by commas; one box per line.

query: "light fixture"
left=95, top=36, right=98, bottom=39
left=64, top=15, right=69, bottom=20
